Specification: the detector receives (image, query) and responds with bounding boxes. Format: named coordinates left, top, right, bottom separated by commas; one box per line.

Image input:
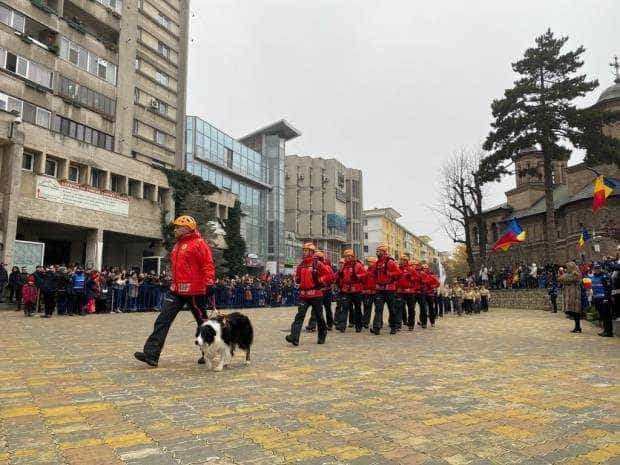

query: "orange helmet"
left=342, top=249, right=354, bottom=257
left=302, top=242, right=316, bottom=251
left=314, top=251, right=324, bottom=259
left=376, top=244, right=388, bottom=253
left=366, top=256, right=377, bottom=264
left=173, top=215, right=197, bottom=231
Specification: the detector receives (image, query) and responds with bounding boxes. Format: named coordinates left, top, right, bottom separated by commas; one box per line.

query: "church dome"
left=598, top=80, right=620, bottom=104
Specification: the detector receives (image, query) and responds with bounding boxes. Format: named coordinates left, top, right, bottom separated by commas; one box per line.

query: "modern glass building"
left=184, top=116, right=270, bottom=262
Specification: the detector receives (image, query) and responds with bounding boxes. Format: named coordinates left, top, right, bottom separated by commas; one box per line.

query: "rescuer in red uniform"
left=134, top=215, right=215, bottom=367
left=285, top=243, right=335, bottom=346
left=421, top=263, right=440, bottom=327
left=396, top=252, right=418, bottom=331
left=372, top=244, right=401, bottom=335
left=361, top=256, right=377, bottom=330
left=306, top=250, right=335, bottom=332
left=335, top=249, right=367, bottom=333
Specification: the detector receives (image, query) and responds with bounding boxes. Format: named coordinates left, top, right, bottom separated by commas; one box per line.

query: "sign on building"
left=36, top=176, right=129, bottom=217
left=13, top=240, right=45, bottom=273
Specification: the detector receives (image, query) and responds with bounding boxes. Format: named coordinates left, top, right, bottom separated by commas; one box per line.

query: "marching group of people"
left=284, top=242, right=488, bottom=346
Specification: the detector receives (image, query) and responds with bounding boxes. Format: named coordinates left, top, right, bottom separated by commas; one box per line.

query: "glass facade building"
left=185, top=116, right=270, bottom=261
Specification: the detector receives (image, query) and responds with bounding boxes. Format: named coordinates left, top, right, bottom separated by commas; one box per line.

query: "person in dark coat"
left=559, top=261, right=583, bottom=333
left=8, top=266, right=22, bottom=305
left=41, top=267, right=59, bottom=317
left=0, top=263, right=8, bottom=302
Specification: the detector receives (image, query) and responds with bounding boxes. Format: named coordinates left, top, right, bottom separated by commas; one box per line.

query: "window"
left=68, top=165, right=80, bottom=182
left=53, top=115, right=114, bottom=150
left=44, top=158, right=58, bottom=177
left=59, top=37, right=117, bottom=85
left=134, top=87, right=140, bottom=104
left=110, top=174, right=123, bottom=193
left=58, top=76, right=116, bottom=117
left=90, top=168, right=104, bottom=189
left=22, top=102, right=36, bottom=124
left=22, top=152, right=34, bottom=171
left=157, top=13, right=170, bottom=29
left=0, top=5, right=25, bottom=33
left=132, top=119, right=139, bottom=135
left=36, top=108, right=51, bottom=128
left=157, top=41, right=169, bottom=58
left=364, top=232, right=368, bottom=240
left=154, top=129, right=166, bottom=145
left=143, top=183, right=155, bottom=200
left=155, top=71, right=168, bottom=86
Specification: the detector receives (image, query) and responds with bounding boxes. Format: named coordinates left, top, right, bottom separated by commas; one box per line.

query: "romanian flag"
left=578, top=227, right=590, bottom=248
left=592, top=175, right=617, bottom=213
left=491, top=218, right=526, bottom=253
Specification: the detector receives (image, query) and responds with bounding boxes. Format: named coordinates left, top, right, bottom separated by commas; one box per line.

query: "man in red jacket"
left=421, top=263, right=440, bottom=327
left=286, top=243, right=334, bottom=346
left=306, top=250, right=335, bottom=332
left=396, top=253, right=418, bottom=331
left=335, top=249, right=367, bottom=333
left=361, top=256, right=377, bottom=329
left=134, top=215, right=215, bottom=367
left=372, top=244, right=401, bottom=335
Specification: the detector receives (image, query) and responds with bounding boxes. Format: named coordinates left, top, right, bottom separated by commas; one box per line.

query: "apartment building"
left=363, top=208, right=437, bottom=264
left=0, top=0, right=188, bottom=269
left=285, top=155, right=364, bottom=264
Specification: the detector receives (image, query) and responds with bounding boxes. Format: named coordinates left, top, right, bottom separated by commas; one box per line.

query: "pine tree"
left=223, top=201, right=247, bottom=278
left=480, top=29, right=611, bottom=263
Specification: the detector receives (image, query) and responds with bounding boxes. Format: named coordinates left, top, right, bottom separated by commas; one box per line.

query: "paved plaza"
left=0, top=307, right=618, bottom=465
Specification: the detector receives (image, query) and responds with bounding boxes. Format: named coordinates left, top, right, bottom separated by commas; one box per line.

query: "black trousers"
left=143, top=293, right=208, bottom=360
left=415, top=293, right=428, bottom=326
left=307, top=290, right=334, bottom=329
left=572, top=312, right=582, bottom=331
left=43, top=291, right=56, bottom=316
left=362, top=294, right=374, bottom=327
left=396, top=293, right=416, bottom=328
left=481, top=295, right=489, bottom=312
left=463, top=299, right=473, bottom=314
left=549, top=295, right=557, bottom=312
left=337, top=293, right=363, bottom=331
left=374, top=290, right=397, bottom=332
left=595, top=299, right=613, bottom=336
left=426, top=295, right=437, bottom=325
left=290, top=297, right=325, bottom=343
left=71, top=291, right=86, bottom=315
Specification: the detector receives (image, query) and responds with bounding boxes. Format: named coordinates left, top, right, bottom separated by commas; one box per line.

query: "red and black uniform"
left=362, top=264, right=376, bottom=328
left=289, top=255, right=335, bottom=344
left=142, top=230, right=215, bottom=362
left=307, top=260, right=336, bottom=331
left=396, top=262, right=419, bottom=330
left=419, top=269, right=440, bottom=327
left=335, top=259, right=367, bottom=332
left=372, top=255, right=401, bottom=334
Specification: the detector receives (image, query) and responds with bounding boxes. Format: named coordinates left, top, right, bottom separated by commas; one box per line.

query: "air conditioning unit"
left=150, top=99, right=159, bottom=109
left=297, top=173, right=305, bottom=180
left=322, top=176, right=329, bottom=183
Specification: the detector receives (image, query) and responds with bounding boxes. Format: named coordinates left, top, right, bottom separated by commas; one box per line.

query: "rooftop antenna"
left=611, top=55, right=620, bottom=84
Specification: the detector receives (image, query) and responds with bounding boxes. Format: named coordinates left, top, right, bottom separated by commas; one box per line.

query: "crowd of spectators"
left=0, top=264, right=304, bottom=316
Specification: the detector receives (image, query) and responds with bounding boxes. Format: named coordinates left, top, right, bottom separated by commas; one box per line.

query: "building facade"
left=363, top=208, right=437, bottom=263
left=0, top=0, right=189, bottom=269
left=285, top=155, right=364, bottom=264
left=184, top=116, right=270, bottom=264
left=471, top=77, right=620, bottom=268
left=240, top=121, right=300, bottom=271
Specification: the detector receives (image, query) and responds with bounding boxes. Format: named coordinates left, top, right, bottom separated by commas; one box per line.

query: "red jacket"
left=397, top=263, right=420, bottom=294
left=22, top=283, right=38, bottom=304
left=320, top=261, right=335, bottom=291
left=338, top=260, right=367, bottom=294
left=295, top=256, right=334, bottom=299
left=375, top=255, right=401, bottom=291
left=421, top=271, right=440, bottom=296
left=170, top=230, right=215, bottom=296
left=363, top=264, right=377, bottom=294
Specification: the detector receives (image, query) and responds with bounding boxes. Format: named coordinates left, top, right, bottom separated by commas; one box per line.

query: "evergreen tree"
left=480, top=29, right=614, bottom=263
left=223, top=201, right=247, bottom=278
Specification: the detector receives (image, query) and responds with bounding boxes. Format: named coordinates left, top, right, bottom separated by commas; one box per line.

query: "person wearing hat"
left=361, top=256, right=377, bottom=329
left=420, top=263, right=440, bottom=326
left=372, top=244, right=401, bottom=335
left=396, top=253, right=418, bottom=331
left=286, top=243, right=335, bottom=346
left=591, top=262, right=613, bottom=337
left=135, top=215, right=215, bottom=367
left=335, top=249, right=367, bottom=332
left=306, top=250, right=335, bottom=332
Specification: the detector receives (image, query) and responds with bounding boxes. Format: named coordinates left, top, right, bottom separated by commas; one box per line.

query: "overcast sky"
left=186, top=0, right=618, bottom=252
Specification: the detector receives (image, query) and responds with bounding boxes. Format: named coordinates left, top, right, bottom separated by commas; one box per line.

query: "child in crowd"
left=463, top=285, right=474, bottom=314
left=479, top=285, right=490, bottom=312
left=22, top=276, right=38, bottom=317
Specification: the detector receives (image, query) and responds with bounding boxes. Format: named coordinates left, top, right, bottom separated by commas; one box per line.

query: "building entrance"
left=42, top=240, right=73, bottom=266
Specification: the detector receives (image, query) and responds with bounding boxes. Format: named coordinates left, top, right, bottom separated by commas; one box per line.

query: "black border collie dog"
left=195, top=313, right=254, bottom=371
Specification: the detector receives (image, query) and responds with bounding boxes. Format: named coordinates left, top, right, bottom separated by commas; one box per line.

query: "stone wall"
left=489, top=289, right=561, bottom=311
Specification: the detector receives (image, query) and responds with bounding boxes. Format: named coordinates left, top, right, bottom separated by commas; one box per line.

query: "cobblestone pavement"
left=0, top=307, right=618, bottom=465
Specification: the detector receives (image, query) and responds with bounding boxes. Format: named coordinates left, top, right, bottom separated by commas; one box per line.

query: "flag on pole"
left=592, top=175, right=617, bottom=213
left=578, top=227, right=591, bottom=248
left=491, top=218, right=526, bottom=253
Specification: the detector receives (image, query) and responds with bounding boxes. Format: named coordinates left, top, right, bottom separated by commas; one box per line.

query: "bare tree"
left=434, top=147, right=488, bottom=272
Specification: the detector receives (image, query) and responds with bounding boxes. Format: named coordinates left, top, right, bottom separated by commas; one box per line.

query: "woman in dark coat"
left=559, top=261, right=583, bottom=333
left=8, top=266, right=22, bottom=305
left=41, top=268, right=59, bottom=318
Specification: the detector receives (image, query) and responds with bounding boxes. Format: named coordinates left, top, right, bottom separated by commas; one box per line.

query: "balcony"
left=15, top=13, right=59, bottom=54
left=63, top=0, right=120, bottom=44
left=30, top=0, right=59, bottom=15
